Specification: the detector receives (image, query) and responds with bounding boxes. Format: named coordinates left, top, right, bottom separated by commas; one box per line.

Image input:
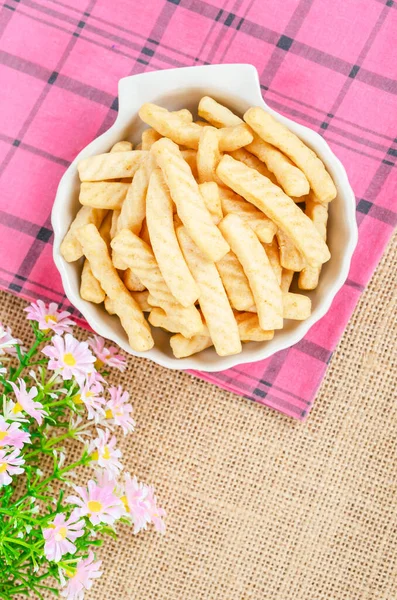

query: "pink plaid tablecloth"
left=0, top=0, right=396, bottom=420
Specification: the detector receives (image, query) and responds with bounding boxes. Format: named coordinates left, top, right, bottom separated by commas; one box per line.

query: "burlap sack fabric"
left=2, top=232, right=396, bottom=600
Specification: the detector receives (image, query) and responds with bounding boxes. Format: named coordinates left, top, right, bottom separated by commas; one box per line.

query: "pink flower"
left=0, top=323, right=22, bottom=357
left=42, top=334, right=96, bottom=382
left=0, top=416, right=30, bottom=449
left=43, top=511, right=85, bottom=563
left=146, top=486, right=167, bottom=534
left=0, top=448, right=25, bottom=486
left=88, top=335, right=126, bottom=372
left=9, top=379, right=47, bottom=425
left=25, top=300, right=74, bottom=335
left=60, top=551, right=102, bottom=600
left=123, top=474, right=164, bottom=534
left=74, top=377, right=105, bottom=422
left=105, top=386, right=135, bottom=435
left=67, top=480, right=124, bottom=526
left=88, top=429, right=123, bottom=476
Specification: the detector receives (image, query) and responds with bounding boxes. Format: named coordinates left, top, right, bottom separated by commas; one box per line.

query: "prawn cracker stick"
left=280, top=269, right=294, bottom=293
left=110, top=141, right=133, bottom=153
left=217, top=155, right=330, bottom=267
left=299, top=194, right=329, bottom=290
left=146, top=168, right=199, bottom=307
left=139, top=103, right=202, bottom=149
left=79, top=182, right=130, bottom=210
left=199, top=182, right=223, bottom=224
left=217, top=124, right=253, bottom=152
left=246, top=137, right=309, bottom=197
left=110, top=210, right=120, bottom=239
left=181, top=149, right=198, bottom=180
left=219, top=214, right=283, bottom=331
left=219, top=188, right=276, bottom=243
left=111, top=229, right=202, bottom=338
left=117, top=153, right=155, bottom=234
left=141, top=129, right=162, bottom=150
left=197, top=126, right=222, bottom=185
left=263, top=238, right=282, bottom=285
left=80, top=259, right=105, bottom=304
left=61, top=206, right=107, bottom=263
left=229, top=148, right=278, bottom=182
left=244, top=107, right=337, bottom=202
left=170, top=333, right=213, bottom=358
left=151, top=138, right=229, bottom=262
left=148, top=307, right=186, bottom=333
left=276, top=229, right=305, bottom=272
left=177, top=226, right=241, bottom=357
left=123, top=268, right=146, bottom=292
left=198, top=96, right=242, bottom=128
left=234, top=313, right=274, bottom=342
left=216, top=251, right=254, bottom=311
left=105, top=291, right=150, bottom=314
left=283, top=292, right=311, bottom=320
left=76, top=224, right=153, bottom=352
left=78, top=151, right=147, bottom=181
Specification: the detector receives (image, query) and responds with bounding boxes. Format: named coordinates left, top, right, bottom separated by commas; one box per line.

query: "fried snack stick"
left=170, top=333, right=213, bottom=358
left=216, top=251, right=254, bottom=311
left=139, top=103, right=252, bottom=151
left=79, top=182, right=130, bottom=210
left=122, top=268, right=146, bottom=292
left=111, top=229, right=202, bottom=338
left=117, top=153, right=155, bottom=234
left=176, top=226, right=241, bottom=356
left=60, top=206, right=107, bottom=263
left=197, top=126, right=222, bottom=185
left=299, top=195, right=329, bottom=290
left=77, top=224, right=153, bottom=352
left=219, top=187, right=276, bottom=244
left=244, top=107, right=337, bottom=202
left=219, top=214, right=283, bottom=331
left=141, top=129, right=162, bottom=150
left=80, top=212, right=112, bottom=303
left=248, top=292, right=311, bottom=320
left=146, top=168, right=199, bottom=307
left=217, top=155, right=330, bottom=267
left=151, top=138, right=229, bottom=262
left=105, top=290, right=150, bottom=314
left=199, top=182, right=223, bottom=224
left=198, top=96, right=309, bottom=197
left=78, top=151, right=147, bottom=181
left=276, top=229, right=305, bottom=272
left=263, top=238, right=282, bottom=285
left=280, top=269, right=294, bottom=293
left=110, top=141, right=133, bottom=153
left=181, top=150, right=199, bottom=180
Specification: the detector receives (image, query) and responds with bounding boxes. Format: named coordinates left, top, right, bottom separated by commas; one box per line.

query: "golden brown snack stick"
left=244, top=107, right=337, bottom=202
left=234, top=313, right=274, bottom=342
left=282, top=292, right=311, bottom=320
left=110, top=141, right=133, bottom=153
left=180, top=149, right=198, bottom=180
left=216, top=251, right=254, bottom=311
left=280, top=269, right=294, bottom=293
left=196, top=126, right=222, bottom=185
left=110, top=210, right=120, bottom=239
left=199, top=182, right=223, bottom=224
left=80, top=259, right=105, bottom=304
left=276, top=229, right=305, bottom=272
left=219, top=187, right=276, bottom=244
left=151, top=138, right=229, bottom=262
left=177, top=226, right=241, bottom=356
left=79, top=182, right=130, bottom=210
left=111, top=229, right=202, bottom=338
left=217, top=155, right=330, bottom=267
left=263, top=238, right=282, bottom=285
left=105, top=291, right=150, bottom=314
left=117, top=153, right=155, bottom=234
left=139, top=219, right=151, bottom=245
left=195, top=119, right=209, bottom=127
left=104, top=296, right=116, bottom=314
left=78, top=151, right=147, bottom=181
left=146, top=168, right=199, bottom=307
left=60, top=206, right=107, bottom=263
left=170, top=333, right=213, bottom=358
left=198, top=97, right=309, bottom=197
left=219, top=214, right=283, bottom=331
left=148, top=307, right=187, bottom=333
left=122, top=268, right=146, bottom=292
left=217, top=124, right=253, bottom=152
left=77, top=224, right=153, bottom=352
left=246, top=137, right=309, bottom=197
left=299, top=194, right=329, bottom=290
left=141, top=129, right=162, bottom=150
left=229, top=148, right=278, bottom=182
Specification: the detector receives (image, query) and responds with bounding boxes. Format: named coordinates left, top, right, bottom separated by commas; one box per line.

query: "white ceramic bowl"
left=52, top=64, right=358, bottom=372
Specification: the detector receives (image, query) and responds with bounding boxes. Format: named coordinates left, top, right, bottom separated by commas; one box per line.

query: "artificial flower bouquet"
left=0, top=300, right=165, bottom=599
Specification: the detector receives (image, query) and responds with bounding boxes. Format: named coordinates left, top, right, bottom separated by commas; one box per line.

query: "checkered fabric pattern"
left=0, top=0, right=396, bottom=419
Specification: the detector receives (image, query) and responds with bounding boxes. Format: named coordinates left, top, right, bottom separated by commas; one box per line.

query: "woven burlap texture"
left=2, top=232, right=396, bottom=600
